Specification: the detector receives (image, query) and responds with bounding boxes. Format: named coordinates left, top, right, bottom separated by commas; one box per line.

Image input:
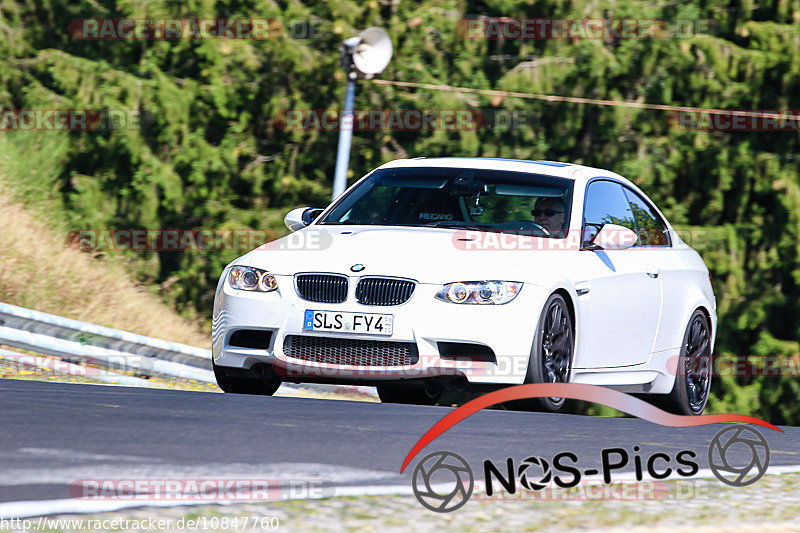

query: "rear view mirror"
left=448, top=176, right=488, bottom=196
left=284, top=207, right=324, bottom=232
left=588, top=224, right=638, bottom=251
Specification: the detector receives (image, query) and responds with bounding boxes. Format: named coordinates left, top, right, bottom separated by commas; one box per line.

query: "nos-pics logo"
left=412, top=426, right=771, bottom=513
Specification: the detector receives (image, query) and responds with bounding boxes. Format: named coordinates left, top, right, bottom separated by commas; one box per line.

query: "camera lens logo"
left=708, top=426, right=770, bottom=487
left=412, top=451, right=474, bottom=513
left=517, top=456, right=552, bottom=490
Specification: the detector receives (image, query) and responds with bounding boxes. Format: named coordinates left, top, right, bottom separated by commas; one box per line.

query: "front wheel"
left=653, top=310, right=712, bottom=415
left=510, top=293, right=574, bottom=412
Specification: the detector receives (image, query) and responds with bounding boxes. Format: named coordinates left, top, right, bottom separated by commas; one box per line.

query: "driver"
left=531, top=197, right=567, bottom=236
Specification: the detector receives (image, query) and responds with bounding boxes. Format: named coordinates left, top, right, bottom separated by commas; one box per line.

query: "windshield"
left=318, top=167, right=574, bottom=238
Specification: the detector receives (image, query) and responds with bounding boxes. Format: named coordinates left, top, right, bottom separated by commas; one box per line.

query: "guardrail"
left=0, top=301, right=215, bottom=383
left=0, top=301, right=379, bottom=400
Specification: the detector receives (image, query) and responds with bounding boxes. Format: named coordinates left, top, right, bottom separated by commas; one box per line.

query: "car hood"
left=238, top=225, right=576, bottom=284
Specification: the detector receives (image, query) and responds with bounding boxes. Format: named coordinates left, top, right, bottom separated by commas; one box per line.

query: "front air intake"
left=355, top=277, right=416, bottom=306
left=283, top=335, right=419, bottom=366
left=295, top=273, right=349, bottom=303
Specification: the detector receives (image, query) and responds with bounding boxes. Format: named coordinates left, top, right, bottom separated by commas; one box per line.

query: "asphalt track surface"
left=1, top=379, right=799, bottom=511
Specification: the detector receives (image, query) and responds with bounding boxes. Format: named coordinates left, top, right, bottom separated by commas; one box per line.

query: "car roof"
left=377, top=157, right=633, bottom=189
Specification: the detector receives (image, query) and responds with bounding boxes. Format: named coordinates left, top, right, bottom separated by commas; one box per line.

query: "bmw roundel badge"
left=350, top=264, right=365, bottom=272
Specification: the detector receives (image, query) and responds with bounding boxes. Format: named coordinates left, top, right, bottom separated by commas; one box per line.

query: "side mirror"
left=284, top=207, right=324, bottom=232
left=588, top=224, right=638, bottom=251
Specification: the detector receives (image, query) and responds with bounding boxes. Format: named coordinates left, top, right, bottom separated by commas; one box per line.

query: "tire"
left=377, top=383, right=439, bottom=405
left=652, top=310, right=712, bottom=415
left=509, top=293, right=574, bottom=412
left=212, top=360, right=281, bottom=396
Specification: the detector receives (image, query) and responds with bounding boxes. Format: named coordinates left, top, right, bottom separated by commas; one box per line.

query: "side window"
left=582, top=180, right=637, bottom=245
left=623, top=188, right=671, bottom=246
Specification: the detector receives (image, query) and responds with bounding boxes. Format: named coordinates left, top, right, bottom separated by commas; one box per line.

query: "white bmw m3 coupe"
left=212, top=157, right=716, bottom=415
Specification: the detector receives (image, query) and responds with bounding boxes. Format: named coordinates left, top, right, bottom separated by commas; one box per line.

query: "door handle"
left=645, top=264, right=661, bottom=278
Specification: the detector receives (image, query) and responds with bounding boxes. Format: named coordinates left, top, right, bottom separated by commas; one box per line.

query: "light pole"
left=332, top=27, right=393, bottom=200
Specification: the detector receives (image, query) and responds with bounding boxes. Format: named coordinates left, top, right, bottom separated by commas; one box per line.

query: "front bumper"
left=212, top=273, right=545, bottom=385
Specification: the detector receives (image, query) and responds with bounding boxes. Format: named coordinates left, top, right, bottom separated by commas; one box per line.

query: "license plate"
left=303, top=310, right=393, bottom=336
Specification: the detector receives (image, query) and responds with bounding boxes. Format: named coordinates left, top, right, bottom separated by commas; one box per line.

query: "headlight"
left=435, top=281, right=522, bottom=305
left=228, top=266, right=277, bottom=292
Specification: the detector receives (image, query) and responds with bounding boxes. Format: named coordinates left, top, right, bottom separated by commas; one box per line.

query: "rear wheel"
left=377, top=384, right=440, bottom=405
left=653, top=310, right=712, bottom=415
left=510, top=293, right=574, bottom=412
left=212, top=360, right=281, bottom=396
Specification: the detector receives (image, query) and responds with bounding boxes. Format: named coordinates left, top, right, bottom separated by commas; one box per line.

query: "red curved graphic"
left=400, top=383, right=781, bottom=473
